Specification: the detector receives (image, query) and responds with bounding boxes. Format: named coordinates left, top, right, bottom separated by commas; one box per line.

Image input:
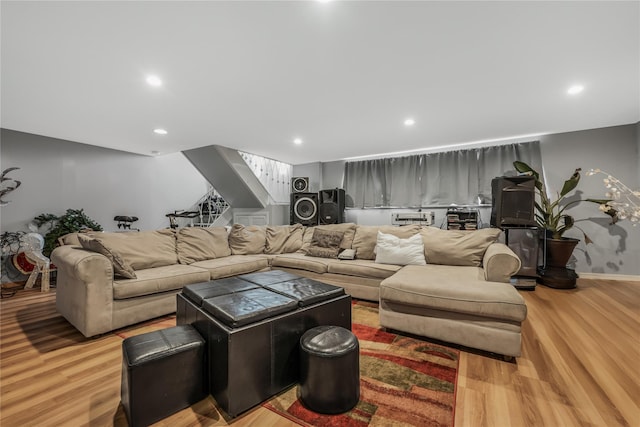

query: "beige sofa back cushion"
left=86, top=229, right=178, bottom=270
left=420, top=227, right=501, bottom=266
left=228, top=224, right=267, bottom=255
left=300, top=223, right=357, bottom=253
left=176, top=227, right=231, bottom=264
left=352, top=225, right=421, bottom=260
left=265, top=224, right=304, bottom=254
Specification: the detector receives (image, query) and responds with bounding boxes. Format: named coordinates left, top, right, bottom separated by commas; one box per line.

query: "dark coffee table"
left=176, top=270, right=351, bottom=417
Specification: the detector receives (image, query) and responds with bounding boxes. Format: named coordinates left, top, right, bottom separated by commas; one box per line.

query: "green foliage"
left=513, top=161, right=617, bottom=241
left=34, top=209, right=103, bottom=256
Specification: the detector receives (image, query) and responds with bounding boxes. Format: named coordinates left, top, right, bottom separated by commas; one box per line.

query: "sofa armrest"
left=482, top=243, right=521, bottom=283
left=51, top=245, right=115, bottom=337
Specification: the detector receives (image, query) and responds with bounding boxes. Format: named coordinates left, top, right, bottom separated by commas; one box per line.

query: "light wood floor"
left=1, top=278, right=638, bottom=427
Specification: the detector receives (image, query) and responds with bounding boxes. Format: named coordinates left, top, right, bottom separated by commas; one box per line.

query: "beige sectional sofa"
left=51, top=222, right=527, bottom=357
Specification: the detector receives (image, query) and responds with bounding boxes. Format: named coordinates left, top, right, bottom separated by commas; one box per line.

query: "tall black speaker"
left=491, top=176, right=536, bottom=227
left=290, top=192, right=318, bottom=226
left=318, top=189, right=345, bottom=224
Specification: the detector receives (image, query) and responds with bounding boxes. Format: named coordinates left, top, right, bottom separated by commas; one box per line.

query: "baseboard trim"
left=577, top=272, right=640, bottom=282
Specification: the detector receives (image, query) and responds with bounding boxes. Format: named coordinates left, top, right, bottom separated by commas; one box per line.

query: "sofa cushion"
left=84, top=229, right=178, bottom=270
left=228, top=224, right=267, bottom=255
left=380, top=265, right=527, bottom=322
left=176, top=227, right=231, bottom=264
left=113, top=264, right=210, bottom=300
left=77, top=234, right=137, bottom=279
left=351, top=225, right=421, bottom=260
left=300, top=223, right=357, bottom=253
left=375, top=232, right=426, bottom=266
left=420, top=227, right=501, bottom=267
left=327, top=259, right=401, bottom=280
left=265, top=224, right=305, bottom=254
left=190, top=255, right=270, bottom=280
left=271, top=253, right=334, bottom=274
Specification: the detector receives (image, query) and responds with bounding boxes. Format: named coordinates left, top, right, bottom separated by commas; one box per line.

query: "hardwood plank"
left=1, top=279, right=638, bottom=427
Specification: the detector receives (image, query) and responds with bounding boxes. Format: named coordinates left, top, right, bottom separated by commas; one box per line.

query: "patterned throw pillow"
left=306, top=228, right=345, bottom=258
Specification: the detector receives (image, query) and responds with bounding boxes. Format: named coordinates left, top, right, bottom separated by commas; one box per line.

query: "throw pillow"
left=306, top=228, right=344, bottom=258
left=351, top=224, right=421, bottom=260
left=375, top=231, right=427, bottom=266
left=77, top=234, right=137, bottom=279
left=420, top=227, right=501, bottom=266
left=299, top=223, right=357, bottom=253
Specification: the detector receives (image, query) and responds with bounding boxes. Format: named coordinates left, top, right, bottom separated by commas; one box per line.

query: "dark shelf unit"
left=446, top=208, right=479, bottom=230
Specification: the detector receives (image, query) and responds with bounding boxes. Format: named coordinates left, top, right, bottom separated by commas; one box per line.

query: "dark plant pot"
left=539, top=237, right=580, bottom=289
left=545, top=237, right=579, bottom=268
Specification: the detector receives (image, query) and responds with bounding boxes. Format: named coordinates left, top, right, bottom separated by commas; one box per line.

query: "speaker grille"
left=318, top=189, right=345, bottom=224
left=491, top=176, right=536, bottom=227
left=290, top=192, right=318, bottom=225
left=294, top=197, right=317, bottom=221
left=291, top=177, right=309, bottom=193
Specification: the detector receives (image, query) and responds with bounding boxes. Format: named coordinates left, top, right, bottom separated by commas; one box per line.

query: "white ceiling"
left=1, top=1, right=638, bottom=165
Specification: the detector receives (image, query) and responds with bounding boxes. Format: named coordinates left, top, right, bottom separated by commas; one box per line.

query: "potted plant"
left=512, top=161, right=617, bottom=287
left=33, top=209, right=103, bottom=257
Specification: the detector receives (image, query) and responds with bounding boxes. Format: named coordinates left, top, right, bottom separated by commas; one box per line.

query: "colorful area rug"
left=264, top=301, right=459, bottom=427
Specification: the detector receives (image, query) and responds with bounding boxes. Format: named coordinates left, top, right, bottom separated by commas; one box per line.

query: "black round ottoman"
left=299, top=325, right=360, bottom=414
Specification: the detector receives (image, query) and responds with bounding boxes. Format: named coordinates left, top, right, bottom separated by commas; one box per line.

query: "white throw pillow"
left=374, top=231, right=427, bottom=266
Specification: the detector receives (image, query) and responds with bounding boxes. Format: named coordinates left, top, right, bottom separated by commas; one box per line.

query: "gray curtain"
left=477, top=141, right=542, bottom=202
left=343, top=141, right=541, bottom=208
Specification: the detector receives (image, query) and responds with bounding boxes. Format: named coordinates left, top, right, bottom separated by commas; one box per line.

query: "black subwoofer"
left=291, top=192, right=318, bottom=226
left=318, top=189, right=345, bottom=225
left=491, top=176, right=536, bottom=227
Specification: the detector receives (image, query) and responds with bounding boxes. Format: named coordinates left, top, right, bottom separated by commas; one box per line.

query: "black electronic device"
left=290, top=192, right=318, bottom=225
left=505, top=226, right=540, bottom=278
left=318, top=188, right=346, bottom=224
left=490, top=176, right=536, bottom=227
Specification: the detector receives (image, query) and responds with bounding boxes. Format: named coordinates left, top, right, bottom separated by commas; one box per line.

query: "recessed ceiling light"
left=404, top=118, right=415, bottom=126
left=567, top=84, right=584, bottom=95
left=293, top=138, right=303, bottom=145
left=153, top=128, right=168, bottom=135
left=146, top=75, right=163, bottom=87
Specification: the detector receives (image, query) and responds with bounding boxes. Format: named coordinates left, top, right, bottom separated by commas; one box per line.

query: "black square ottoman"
left=121, top=325, right=207, bottom=427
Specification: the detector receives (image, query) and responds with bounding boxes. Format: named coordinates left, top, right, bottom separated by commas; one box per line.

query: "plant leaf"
left=513, top=161, right=539, bottom=180
left=559, top=168, right=581, bottom=197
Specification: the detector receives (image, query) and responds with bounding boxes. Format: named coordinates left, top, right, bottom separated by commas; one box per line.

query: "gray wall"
left=313, top=123, right=639, bottom=276
left=538, top=124, right=638, bottom=276
left=637, top=121, right=640, bottom=185
left=0, top=129, right=209, bottom=233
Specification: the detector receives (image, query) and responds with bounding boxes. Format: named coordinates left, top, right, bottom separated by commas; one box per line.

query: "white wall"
left=0, top=129, right=208, bottom=233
